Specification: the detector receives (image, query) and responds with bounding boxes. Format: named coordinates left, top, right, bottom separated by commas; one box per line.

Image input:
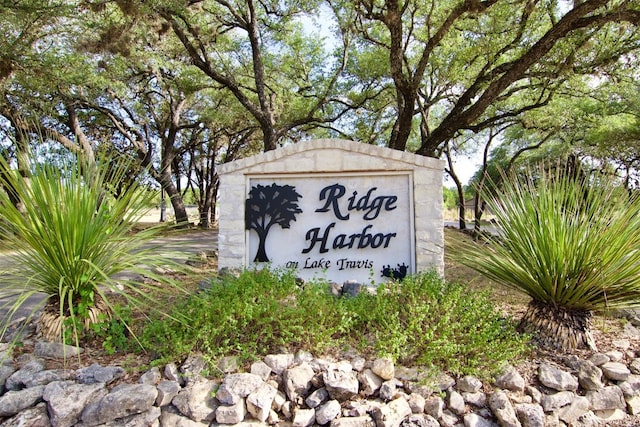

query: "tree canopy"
left=1, top=0, right=639, bottom=225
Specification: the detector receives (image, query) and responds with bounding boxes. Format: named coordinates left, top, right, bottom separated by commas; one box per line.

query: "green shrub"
left=140, top=268, right=348, bottom=365
left=141, top=269, right=528, bottom=378
left=345, top=271, right=528, bottom=377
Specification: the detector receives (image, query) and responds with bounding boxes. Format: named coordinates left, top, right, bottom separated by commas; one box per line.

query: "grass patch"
left=139, top=267, right=529, bottom=379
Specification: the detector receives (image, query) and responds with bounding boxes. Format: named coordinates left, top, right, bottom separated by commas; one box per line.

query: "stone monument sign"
left=218, top=139, right=444, bottom=285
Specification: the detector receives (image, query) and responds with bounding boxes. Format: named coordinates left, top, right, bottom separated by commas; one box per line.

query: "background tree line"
left=1, top=0, right=638, bottom=227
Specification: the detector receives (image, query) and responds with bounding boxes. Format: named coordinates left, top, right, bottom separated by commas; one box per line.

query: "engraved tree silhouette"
left=245, top=183, right=303, bottom=262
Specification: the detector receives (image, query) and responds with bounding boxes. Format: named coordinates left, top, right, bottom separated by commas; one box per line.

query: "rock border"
left=0, top=340, right=639, bottom=426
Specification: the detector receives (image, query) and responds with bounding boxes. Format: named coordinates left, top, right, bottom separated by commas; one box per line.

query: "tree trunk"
left=165, top=183, right=189, bottom=226
left=443, top=147, right=467, bottom=230
left=473, top=194, right=485, bottom=234
left=158, top=168, right=189, bottom=226
left=254, top=230, right=269, bottom=262
left=518, top=299, right=597, bottom=351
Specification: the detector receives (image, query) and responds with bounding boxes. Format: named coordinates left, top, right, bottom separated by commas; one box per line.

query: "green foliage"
left=88, top=305, right=133, bottom=355
left=461, top=167, right=640, bottom=312
left=442, top=187, right=458, bottom=210
left=0, top=155, right=187, bottom=348
left=141, top=269, right=528, bottom=378
left=346, top=272, right=528, bottom=377
left=140, top=269, right=347, bottom=365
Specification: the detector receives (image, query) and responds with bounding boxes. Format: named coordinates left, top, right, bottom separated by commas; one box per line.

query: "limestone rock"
left=315, top=399, right=341, bottom=425
left=33, top=342, right=83, bottom=359
left=458, top=376, right=482, bottom=393
left=525, top=386, right=542, bottom=404
left=43, top=381, right=107, bottom=427
left=0, top=402, right=50, bottom=427
left=215, top=400, right=247, bottom=425
left=246, top=382, right=278, bottom=422
left=5, top=359, right=45, bottom=391
left=606, top=350, right=625, bottom=362
left=171, top=379, right=219, bottom=422
left=330, top=415, right=375, bottom=427
left=352, top=356, right=367, bottom=372
left=577, top=362, right=604, bottom=391
left=323, top=365, right=359, bottom=401
left=407, top=393, right=425, bottom=414
left=0, top=385, right=45, bottom=417
left=463, top=391, right=487, bottom=408
left=600, top=362, right=631, bottom=381
left=538, top=364, right=578, bottom=391
left=272, top=390, right=287, bottom=412
left=618, top=374, right=640, bottom=398
left=75, top=364, right=125, bottom=385
left=437, top=372, right=456, bottom=391
left=463, top=413, right=499, bottom=427
left=514, top=403, right=545, bottom=427
left=156, top=380, right=181, bottom=407
left=541, top=391, right=574, bottom=412
left=379, top=379, right=400, bottom=401
left=594, top=408, right=627, bottom=423
left=295, top=350, right=314, bottom=364
left=139, top=367, right=162, bottom=385
left=79, top=406, right=161, bottom=427
left=494, top=366, right=525, bottom=392
left=250, top=360, right=272, bottom=381
left=626, top=394, right=640, bottom=415
left=400, top=414, right=440, bottom=427
left=488, top=391, right=521, bottom=427
left=24, top=369, right=75, bottom=388
left=372, top=358, right=395, bottom=381
left=447, top=390, right=466, bottom=415
left=586, top=385, right=626, bottom=411
left=371, top=397, right=412, bottom=427
left=164, top=363, right=184, bottom=386
left=4, top=338, right=640, bottom=427
left=179, top=354, right=208, bottom=385
left=216, top=372, right=264, bottom=405
left=0, top=365, right=16, bottom=393
left=80, top=383, right=158, bottom=426
left=359, top=369, right=383, bottom=397
left=557, top=395, right=590, bottom=425
left=292, top=407, right=315, bottom=427
left=424, top=396, right=444, bottom=419
left=217, top=356, right=239, bottom=374
left=283, top=363, right=316, bottom=403
left=264, top=354, right=295, bottom=375
left=588, top=353, right=610, bottom=366
left=439, top=409, right=460, bottom=427
left=305, top=387, right=329, bottom=408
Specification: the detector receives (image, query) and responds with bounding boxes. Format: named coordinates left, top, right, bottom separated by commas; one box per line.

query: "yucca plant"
left=0, top=155, right=186, bottom=349
left=461, top=167, right=640, bottom=351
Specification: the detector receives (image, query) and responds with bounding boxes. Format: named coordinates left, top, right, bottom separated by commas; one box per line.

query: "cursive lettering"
left=315, top=184, right=398, bottom=221
left=302, top=222, right=396, bottom=254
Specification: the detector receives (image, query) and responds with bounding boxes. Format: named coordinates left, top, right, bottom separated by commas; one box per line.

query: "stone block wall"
left=218, top=139, right=444, bottom=281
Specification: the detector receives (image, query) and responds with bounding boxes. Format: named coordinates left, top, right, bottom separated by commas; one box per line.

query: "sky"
left=447, top=152, right=482, bottom=186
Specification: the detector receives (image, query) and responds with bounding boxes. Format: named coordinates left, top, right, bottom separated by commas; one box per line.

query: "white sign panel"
left=245, top=172, right=415, bottom=285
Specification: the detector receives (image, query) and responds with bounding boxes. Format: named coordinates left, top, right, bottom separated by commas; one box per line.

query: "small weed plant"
left=87, top=305, right=134, bottom=355
left=141, top=269, right=528, bottom=378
